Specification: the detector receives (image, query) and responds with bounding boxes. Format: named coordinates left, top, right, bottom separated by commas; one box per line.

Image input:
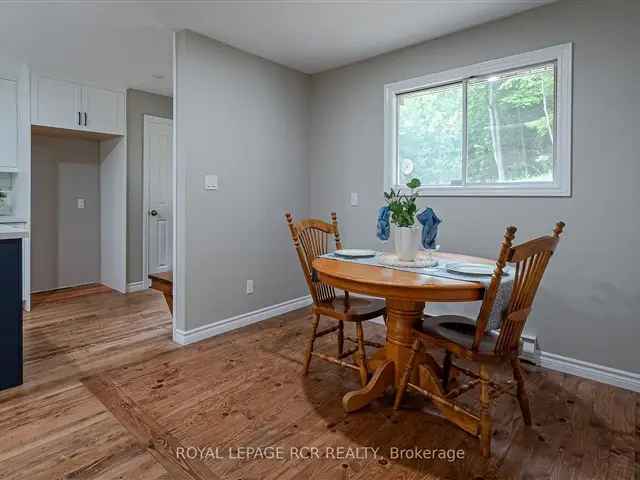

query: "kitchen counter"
left=0, top=224, right=28, bottom=240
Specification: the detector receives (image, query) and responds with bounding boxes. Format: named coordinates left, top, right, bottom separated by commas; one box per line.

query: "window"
left=385, top=44, right=572, bottom=196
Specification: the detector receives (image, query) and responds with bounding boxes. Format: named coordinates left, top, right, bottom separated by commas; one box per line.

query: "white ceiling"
left=0, top=1, right=554, bottom=97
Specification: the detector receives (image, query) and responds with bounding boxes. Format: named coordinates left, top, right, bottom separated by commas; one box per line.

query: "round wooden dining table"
left=312, top=252, right=494, bottom=413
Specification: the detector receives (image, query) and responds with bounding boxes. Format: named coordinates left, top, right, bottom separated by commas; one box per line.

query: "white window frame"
left=384, top=43, right=573, bottom=197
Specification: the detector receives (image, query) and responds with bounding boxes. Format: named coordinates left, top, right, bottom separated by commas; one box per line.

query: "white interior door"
left=144, top=116, right=173, bottom=278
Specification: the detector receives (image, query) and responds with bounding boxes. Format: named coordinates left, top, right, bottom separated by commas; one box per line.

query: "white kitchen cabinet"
left=83, top=86, right=124, bottom=135
left=0, top=77, right=18, bottom=172
left=31, top=75, right=124, bottom=135
left=31, top=76, right=82, bottom=131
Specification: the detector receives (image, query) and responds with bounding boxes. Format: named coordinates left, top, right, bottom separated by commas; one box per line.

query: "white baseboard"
left=539, top=351, right=640, bottom=393
left=31, top=281, right=99, bottom=294
left=376, top=315, right=639, bottom=393
left=173, top=295, right=312, bottom=345
left=172, top=294, right=639, bottom=393
left=127, top=281, right=148, bottom=293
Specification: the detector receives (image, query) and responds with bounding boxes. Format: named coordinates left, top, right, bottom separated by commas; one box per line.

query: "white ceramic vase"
left=394, top=225, right=421, bottom=261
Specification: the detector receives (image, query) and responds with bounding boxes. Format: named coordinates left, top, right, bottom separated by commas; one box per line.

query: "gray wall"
left=175, top=30, right=310, bottom=331
left=31, top=134, right=100, bottom=292
left=308, top=0, right=640, bottom=372
left=126, top=89, right=173, bottom=284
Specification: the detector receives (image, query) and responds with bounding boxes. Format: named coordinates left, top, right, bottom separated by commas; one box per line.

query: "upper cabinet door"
left=0, top=78, right=18, bottom=171
left=83, top=86, right=125, bottom=135
left=31, top=76, right=83, bottom=130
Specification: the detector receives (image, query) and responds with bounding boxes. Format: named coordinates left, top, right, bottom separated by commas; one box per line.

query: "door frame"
left=142, top=114, right=173, bottom=288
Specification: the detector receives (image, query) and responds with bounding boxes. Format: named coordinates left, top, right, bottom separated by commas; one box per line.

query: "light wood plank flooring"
left=1, top=285, right=177, bottom=480
left=0, top=286, right=637, bottom=479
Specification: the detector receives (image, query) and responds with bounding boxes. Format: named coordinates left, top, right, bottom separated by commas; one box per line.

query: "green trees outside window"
left=397, top=63, right=555, bottom=187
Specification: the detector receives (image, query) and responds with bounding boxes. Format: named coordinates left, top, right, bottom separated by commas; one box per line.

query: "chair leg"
left=511, top=358, right=532, bottom=426
left=479, top=363, right=492, bottom=458
left=303, top=313, right=320, bottom=375
left=393, top=338, right=421, bottom=410
left=442, top=350, right=452, bottom=392
left=355, top=322, right=368, bottom=387
left=337, top=321, right=344, bottom=358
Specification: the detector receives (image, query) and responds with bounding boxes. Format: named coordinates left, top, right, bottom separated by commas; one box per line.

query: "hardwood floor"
left=1, top=286, right=176, bottom=479
left=30, top=283, right=116, bottom=308
left=0, top=287, right=638, bottom=479
left=17, top=284, right=177, bottom=395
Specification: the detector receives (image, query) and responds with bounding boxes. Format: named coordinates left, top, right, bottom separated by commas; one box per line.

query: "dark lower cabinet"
left=0, top=238, right=23, bottom=390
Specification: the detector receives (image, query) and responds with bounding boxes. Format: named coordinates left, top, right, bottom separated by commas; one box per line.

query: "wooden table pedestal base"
left=342, top=299, right=427, bottom=413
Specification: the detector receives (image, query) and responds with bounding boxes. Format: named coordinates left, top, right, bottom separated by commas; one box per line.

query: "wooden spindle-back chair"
left=285, top=212, right=386, bottom=386
left=394, top=222, right=565, bottom=457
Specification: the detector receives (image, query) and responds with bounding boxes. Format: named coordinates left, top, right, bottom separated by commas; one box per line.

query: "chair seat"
left=314, top=295, right=385, bottom=322
left=417, top=315, right=501, bottom=357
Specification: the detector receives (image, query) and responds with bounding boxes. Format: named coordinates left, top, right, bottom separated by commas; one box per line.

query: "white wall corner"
left=173, top=295, right=312, bottom=346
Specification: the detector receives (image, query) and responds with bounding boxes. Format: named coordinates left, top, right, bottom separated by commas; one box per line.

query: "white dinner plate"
left=334, top=249, right=377, bottom=258
left=446, top=262, right=495, bottom=276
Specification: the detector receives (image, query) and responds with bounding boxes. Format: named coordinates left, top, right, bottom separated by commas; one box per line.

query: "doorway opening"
left=142, top=115, right=174, bottom=311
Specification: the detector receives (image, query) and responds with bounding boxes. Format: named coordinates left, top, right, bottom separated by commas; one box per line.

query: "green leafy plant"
left=384, top=178, right=421, bottom=227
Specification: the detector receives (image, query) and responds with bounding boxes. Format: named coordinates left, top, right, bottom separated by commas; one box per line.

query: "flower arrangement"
left=377, top=177, right=440, bottom=261
left=383, top=178, right=421, bottom=227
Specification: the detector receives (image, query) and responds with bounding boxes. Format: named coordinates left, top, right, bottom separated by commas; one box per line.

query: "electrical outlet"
left=246, top=279, right=254, bottom=294
left=350, top=192, right=359, bottom=206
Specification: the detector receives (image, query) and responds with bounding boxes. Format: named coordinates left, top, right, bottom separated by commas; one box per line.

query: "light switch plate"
left=77, top=198, right=85, bottom=209
left=350, top=192, right=359, bottom=206
left=246, top=279, right=254, bottom=294
left=205, top=175, right=218, bottom=190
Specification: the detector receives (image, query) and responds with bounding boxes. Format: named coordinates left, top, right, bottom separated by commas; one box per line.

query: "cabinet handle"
left=84, top=112, right=87, bottom=126
left=78, top=112, right=82, bottom=126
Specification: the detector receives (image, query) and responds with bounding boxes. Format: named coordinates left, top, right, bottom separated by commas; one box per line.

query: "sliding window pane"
left=397, top=83, right=463, bottom=186
left=466, top=63, right=555, bottom=184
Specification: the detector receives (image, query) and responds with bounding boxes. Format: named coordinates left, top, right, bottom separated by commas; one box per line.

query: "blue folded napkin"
left=376, top=206, right=441, bottom=249
left=376, top=206, right=391, bottom=241
left=417, top=207, right=441, bottom=249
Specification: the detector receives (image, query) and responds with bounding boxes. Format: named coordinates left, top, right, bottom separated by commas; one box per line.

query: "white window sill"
left=390, top=184, right=571, bottom=198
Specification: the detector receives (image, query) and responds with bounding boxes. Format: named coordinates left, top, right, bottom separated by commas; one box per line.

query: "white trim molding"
left=540, top=351, right=640, bottom=393
left=127, top=281, right=148, bottom=293
left=173, top=295, right=312, bottom=345
left=172, top=31, right=185, bottom=340
left=173, top=288, right=639, bottom=392
left=384, top=43, right=573, bottom=197
left=376, top=309, right=639, bottom=393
